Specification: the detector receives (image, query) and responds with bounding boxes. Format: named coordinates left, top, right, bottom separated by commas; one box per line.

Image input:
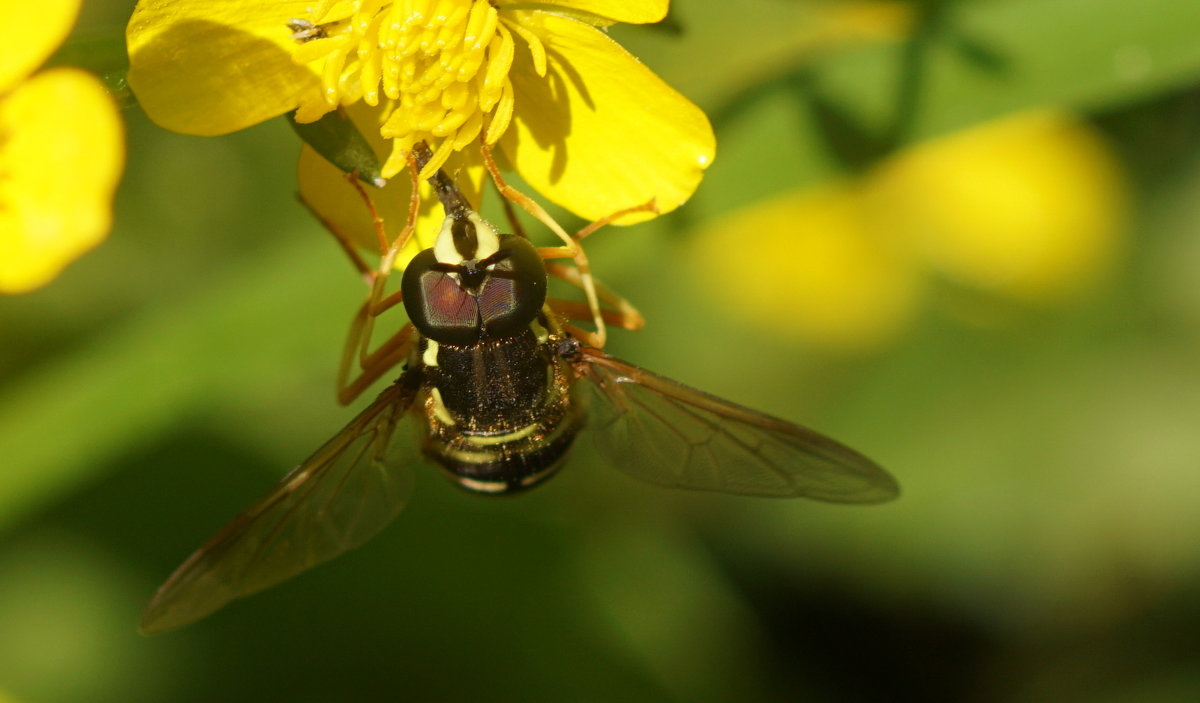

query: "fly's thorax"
left=422, top=327, right=551, bottom=431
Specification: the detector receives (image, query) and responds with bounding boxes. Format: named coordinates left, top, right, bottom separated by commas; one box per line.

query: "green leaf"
left=286, top=110, right=385, bottom=187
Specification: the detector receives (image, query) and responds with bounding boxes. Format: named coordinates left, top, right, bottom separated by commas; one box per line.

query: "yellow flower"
left=692, top=111, right=1126, bottom=351
left=692, top=182, right=923, bottom=352
left=865, top=111, right=1126, bottom=302
left=295, top=104, right=486, bottom=267
left=126, top=0, right=714, bottom=235
left=1, top=0, right=124, bottom=294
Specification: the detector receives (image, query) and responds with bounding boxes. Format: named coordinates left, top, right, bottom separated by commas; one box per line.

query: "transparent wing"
left=140, top=376, right=423, bottom=634
left=576, top=349, right=899, bottom=503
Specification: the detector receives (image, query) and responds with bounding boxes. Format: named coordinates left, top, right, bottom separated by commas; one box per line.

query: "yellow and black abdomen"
left=418, top=329, right=581, bottom=494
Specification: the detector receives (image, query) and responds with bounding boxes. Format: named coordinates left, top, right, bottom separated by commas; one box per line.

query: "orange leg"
left=298, top=188, right=373, bottom=285
left=498, top=189, right=529, bottom=240
left=305, top=161, right=424, bottom=404
left=345, top=162, right=424, bottom=403
left=336, top=322, right=415, bottom=405
left=540, top=201, right=658, bottom=345
left=545, top=261, right=644, bottom=333
left=480, top=143, right=610, bottom=346
left=480, top=142, right=658, bottom=348
left=548, top=300, right=640, bottom=330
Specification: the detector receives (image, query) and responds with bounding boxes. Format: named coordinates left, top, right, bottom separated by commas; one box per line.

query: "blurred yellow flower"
left=0, top=0, right=124, bottom=294
left=692, top=183, right=923, bottom=351
left=865, top=111, right=1126, bottom=302
left=126, top=0, right=714, bottom=240
left=692, top=110, right=1127, bottom=351
left=801, top=0, right=914, bottom=48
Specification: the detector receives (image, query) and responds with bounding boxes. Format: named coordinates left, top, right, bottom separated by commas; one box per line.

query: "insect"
left=285, top=18, right=328, bottom=43
left=139, top=146, right=899, bottom=633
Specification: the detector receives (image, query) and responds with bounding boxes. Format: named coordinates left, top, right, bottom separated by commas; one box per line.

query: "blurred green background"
left=5, top=0, right=1200, bottom=701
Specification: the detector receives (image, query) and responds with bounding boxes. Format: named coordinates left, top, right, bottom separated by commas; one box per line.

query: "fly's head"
left=401, top=210, right=547, bottom=346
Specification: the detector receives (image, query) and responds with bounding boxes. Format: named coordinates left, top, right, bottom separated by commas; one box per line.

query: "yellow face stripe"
left=432, top=210, right=500, bottom=265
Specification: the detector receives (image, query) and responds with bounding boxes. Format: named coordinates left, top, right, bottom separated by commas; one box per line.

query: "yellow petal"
left=498, top=0, right=667, bottom=24
left=0, top=69, right=124, bottom=293
left=499, top=12, right=713, bottom=223
left=2, top=0, right=82, bottom=91
left=690, top=183, right=922, bottom=351
left=864, top=110, right=1127, bottom=302
left=297, top=106, right=485, bottom=269
left=126, top=0, right=323, bottom=135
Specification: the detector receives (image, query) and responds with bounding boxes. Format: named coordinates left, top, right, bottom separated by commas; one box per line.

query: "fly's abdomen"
left=427, top=409, right=581, bottom=493
left=419, top=330, right=581, bottom=493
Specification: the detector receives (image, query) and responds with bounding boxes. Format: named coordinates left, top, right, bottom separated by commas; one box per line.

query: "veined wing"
left=576, top=349, right=898, bottom=503
left=140, top=374, right=423, bottom=633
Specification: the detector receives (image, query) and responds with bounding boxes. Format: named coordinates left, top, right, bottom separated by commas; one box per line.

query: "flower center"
left=292, top=0, right=528, bottom=179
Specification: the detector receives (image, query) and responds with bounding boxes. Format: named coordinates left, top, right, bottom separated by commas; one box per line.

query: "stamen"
left=441, top=80, right=469, bottom=110
left=292, top=0, right=524, bottom=178
left=478, top=27, right=513, bottom=111
left=452, top=110, right=483, bottom=149
left=484, top=79, right=514, bottom=145
left=421, top=136, right=457, bottom=180
left=505, top=19, right=546, bottom=78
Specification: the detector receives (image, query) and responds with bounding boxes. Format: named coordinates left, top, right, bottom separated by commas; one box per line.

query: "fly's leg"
left=496, top=192, right=645, bottom=343
left=483, top=172, right=640, bottom=330
left=540, top=201, right=658, bottom=347
left=343, top=163, right=423, bottom=403
left=337, top=323, right=415, bottom=404
left=549, top=304, right=636, bottom=345
left=302, top=161, right=422, bottom=404
left=480, top=143, right=611, bottom=347
left=298, top=180, right=374, bottom=285
left=546, top=261, right=644, bottom=331
left=498, top=189, right=529, bottom=240
left=547, top=264, right=644, bottom=348
left=480, top=142, right=658, bottom=348
left=351, top=163, right=421, bottom=375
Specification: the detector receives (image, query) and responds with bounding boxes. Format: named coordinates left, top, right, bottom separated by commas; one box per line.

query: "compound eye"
left=477, top=235, right=546, bottom=339
left=401, top=249, right=481, bottom=346
left=401, top=235, right=547, bottom=346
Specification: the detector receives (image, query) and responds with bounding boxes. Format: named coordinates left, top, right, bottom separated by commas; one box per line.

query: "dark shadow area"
left=705, top=533, right=1200, bottom=703
left=709, top=554, right=998, bottom=703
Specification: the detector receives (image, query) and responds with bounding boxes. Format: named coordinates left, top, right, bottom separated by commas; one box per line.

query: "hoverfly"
left=140, top=146, right=898, bottom=633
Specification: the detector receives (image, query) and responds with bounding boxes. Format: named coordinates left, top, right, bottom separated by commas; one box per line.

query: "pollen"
left=292, top=0, right=519, bottom=179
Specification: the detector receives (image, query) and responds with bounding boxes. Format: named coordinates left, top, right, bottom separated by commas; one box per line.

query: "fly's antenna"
left=411, top=142, right=472, bottom=219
